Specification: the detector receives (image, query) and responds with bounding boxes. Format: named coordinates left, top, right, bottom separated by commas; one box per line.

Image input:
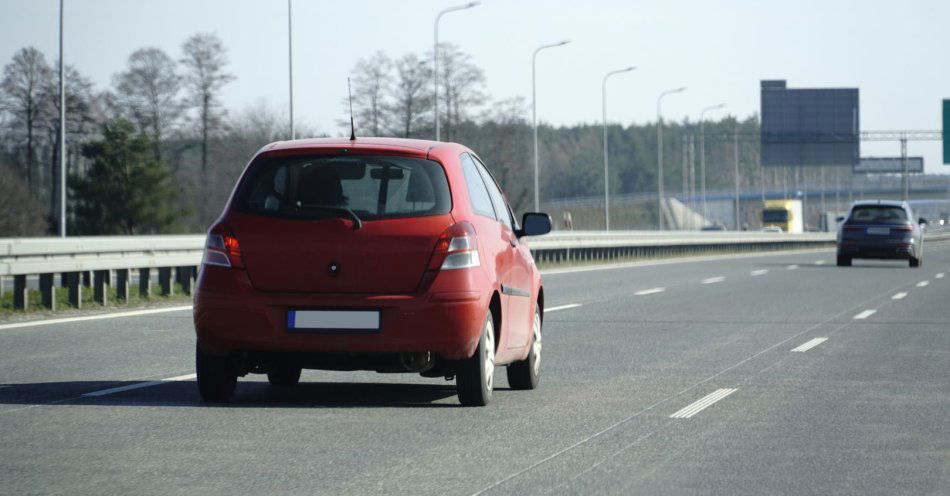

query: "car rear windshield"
left=233, top=154, right=451, bottom=221
left=762, top=209, right=789, bottom=222
left=848, top=205, right=907, bottom=224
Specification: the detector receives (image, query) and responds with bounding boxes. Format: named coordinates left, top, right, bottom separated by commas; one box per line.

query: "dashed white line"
left=750, top=269, right=768, bottom=276
left=814, top=260, right=826, bottom=266
left=787, top=264, right=799, bottom=270
left=916, top=281, right=929, bottom=287
left=545, top=303, right=582, bottom=313
left=791, top=337, right=828, bottom=352
left=891, top=292, right=908, bottom=300
left=0, top=305, right=193, bottom=331
left=634, top=287, right=666, bottom=296
left=670, top=388, right=737, bottom=419
left=82, top=373, right=196, bottom=397
left=936, top=273, right=945, bottom=279
left=701, top=277, right=725, bottom=284
left=853, top=309, right=877, bottom=320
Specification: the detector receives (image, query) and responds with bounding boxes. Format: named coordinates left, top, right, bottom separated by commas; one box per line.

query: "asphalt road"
left=1, top=245, right=949, bottom=495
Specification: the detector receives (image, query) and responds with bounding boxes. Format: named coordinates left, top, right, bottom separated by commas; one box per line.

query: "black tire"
left=196, top=344, right=237, bottom=402
left=836, top=255, right=851, bottom=267
left=507, top=305, right=542, bottom=390
left=457, top=311, right=495, bottom=407
left=909, top=255, right=921, bottom=267
left=267, top=363, right=302, bottom=386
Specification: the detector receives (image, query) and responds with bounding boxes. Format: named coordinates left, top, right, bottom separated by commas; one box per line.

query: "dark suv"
left=837, top=200, right=925, bottom=267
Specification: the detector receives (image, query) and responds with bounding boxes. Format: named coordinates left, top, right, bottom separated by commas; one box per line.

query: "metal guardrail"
left=3, top=228, right=949, bottom=312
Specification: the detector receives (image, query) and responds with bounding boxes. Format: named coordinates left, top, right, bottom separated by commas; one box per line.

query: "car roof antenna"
left=347, top=77, right=356, bottom=141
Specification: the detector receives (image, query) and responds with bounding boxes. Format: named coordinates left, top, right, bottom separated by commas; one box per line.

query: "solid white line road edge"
left=670, top=388, right=737, bottom=419
left=0, top=305, right=194, bottom=331
left=82, top=373, right=197, bottom=397
left=545, top=303, right=582, bottom=313
left=853, top=309, right=877, bottom=320
left=791, top=337, right=828, bottom=352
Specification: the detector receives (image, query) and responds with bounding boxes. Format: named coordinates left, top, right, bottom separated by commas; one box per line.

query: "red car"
left=193, top=137, right=551, bottom=406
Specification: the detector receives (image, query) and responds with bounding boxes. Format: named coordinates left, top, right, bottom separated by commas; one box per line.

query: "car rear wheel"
left=837, top=255, right=852, bottom=267
left=909, top=255, right=921, bottom=267
left=196, top=344, right=237, bottom=402
left=267, top=364, right=302, bottom=386
left=456, top=312, right=495, bottom=407
left=507, top=305, right=542, bottom=390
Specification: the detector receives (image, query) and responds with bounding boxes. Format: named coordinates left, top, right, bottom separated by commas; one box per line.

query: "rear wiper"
left=296, top=203, right=363, bottom=230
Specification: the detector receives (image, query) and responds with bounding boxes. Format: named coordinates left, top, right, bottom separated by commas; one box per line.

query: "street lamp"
left=656, top=86, right=686, bottom=231
left=288, top=0, right=294, bottom=140
left=532, top=40, right=571, bottom=212
left=602, top=66, right=636, bottom=231
left=434, top=1, right=480, bottom=142
left=59, top=0, right=66, bottom=237
left=699, top=103, right=726, bottom=220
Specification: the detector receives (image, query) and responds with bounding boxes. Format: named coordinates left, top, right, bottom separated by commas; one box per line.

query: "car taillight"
left=893, top=224, right=913, bottom=232
left=428, top=221, right=480, bottom=270
left=203, top=223, right=244, bottom=269
left=843, top=226, right=862, bottom=232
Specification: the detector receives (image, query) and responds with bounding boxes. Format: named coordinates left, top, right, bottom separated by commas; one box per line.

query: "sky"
left=2, top=0, right=948, bottom=173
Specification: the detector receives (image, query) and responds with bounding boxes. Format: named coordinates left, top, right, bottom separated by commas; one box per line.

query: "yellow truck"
left=762, top=199, right=804, bottom=233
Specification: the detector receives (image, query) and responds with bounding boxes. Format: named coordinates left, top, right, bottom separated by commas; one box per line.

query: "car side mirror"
left=918, top=217, right=927, bottom=226
left=517, top=212, right=552, bottom=238
left=835, top=216, right=845, bottom=223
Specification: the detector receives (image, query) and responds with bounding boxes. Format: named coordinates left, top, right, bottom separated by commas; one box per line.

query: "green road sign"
left=945, top=99, right=949, bottom=164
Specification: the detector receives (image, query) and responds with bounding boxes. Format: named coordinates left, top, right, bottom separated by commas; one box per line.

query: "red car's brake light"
left=428, top=221, right=480, bottom=271
left=203, top=222, right=245, bottom=269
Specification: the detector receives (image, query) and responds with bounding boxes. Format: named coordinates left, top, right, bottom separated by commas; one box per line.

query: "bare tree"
left=433, top=43, right=486, bottom=142
left=39, top=63, right=96, bottom=223
left=0, top=163, right=48, bottom=236
left=387, top=53, right=432, bottom=138
left=0, top=47, right=53, bottom=193
left=113, top=47, right=182, bottom=162
left=341, top=51, right=392, bottom=136
left=180, top=33, right=235, bottom=175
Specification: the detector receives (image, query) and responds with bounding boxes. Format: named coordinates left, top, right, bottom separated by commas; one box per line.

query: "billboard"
left=853, top=157, right=923, bottom=174
left=761, top=80, right=860, bottom=167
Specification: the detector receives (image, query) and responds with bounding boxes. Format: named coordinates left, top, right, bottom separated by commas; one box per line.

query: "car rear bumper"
left=194, top=266, right=490, bottom=360
left=838, top=239, right=916, bottom=259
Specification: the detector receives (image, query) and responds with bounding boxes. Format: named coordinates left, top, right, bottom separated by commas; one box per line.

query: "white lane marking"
left=916, top=280, right=929, bottom=287
left=82, top=373, right=196, bottom=397
left=669, top=388, right=737, bottom=419
left=750, top=269, right=768, bottom=276
left=891, top=292, right=908, bottom=300
left=701, top=276, right=725, bottom=284
left=634, top=287, right=666, bottom=296
left=0, top=305, right=193, bottom=331
left=545, top=303, right=582, bottom=313
left=853, top=309, right=877, bottom=320
left=936, top=273, right=945, bottom=279
left=787, top=264, right=799, bottom=270
left=814, top=260, right=826, bottom=265
left=791, top=337, right=828, bottom=352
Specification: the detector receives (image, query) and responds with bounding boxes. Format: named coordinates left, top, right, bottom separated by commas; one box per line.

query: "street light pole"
left=602, top=66, right=636, bottom=231
left=288, top=0, right=294, bottom=140
left=59, top=0, right=66, bottom=237
left=656, top=87, right=686, bottom=231
left=434, top=1, right=480, bottom=142
left=699, top=103, right=725, bottom=221
left=532, top=40, right=570, bottom=213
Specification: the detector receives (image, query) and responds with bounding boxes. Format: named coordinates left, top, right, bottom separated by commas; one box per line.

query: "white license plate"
left=867, top=227, right=890, bottom=235
left=287, top=310, right=379, bottom=332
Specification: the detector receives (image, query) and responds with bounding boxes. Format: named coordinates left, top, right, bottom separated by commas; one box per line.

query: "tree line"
left=2, top=38, right=820, bottom=236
